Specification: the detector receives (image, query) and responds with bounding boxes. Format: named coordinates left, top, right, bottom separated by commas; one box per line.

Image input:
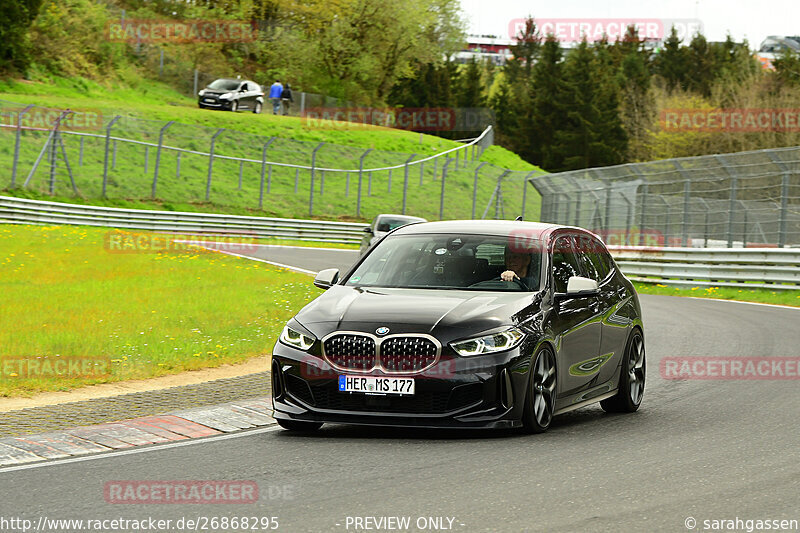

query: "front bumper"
left=198, top=97, right=233, bottom=110
left=271, top=342, right=533, bottom=429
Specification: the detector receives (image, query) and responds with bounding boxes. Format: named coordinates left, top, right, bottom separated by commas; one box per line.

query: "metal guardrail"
left=2, top=195, right=798, bottom=288
left=0, top=196, right=368, bottom=244
left=609, top=246, right=800, bottom=290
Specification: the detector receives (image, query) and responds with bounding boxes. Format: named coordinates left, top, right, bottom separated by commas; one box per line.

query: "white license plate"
left=204, top=98, right=215, bottom=102
left=338, top=375, right=415, bottom=395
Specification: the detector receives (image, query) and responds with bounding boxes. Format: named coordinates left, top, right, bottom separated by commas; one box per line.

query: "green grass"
left=634, top=282, right=800, bottom=307
left=0, top=76, right=542, bottom=222
left=0, top=224, right=324, bottom=396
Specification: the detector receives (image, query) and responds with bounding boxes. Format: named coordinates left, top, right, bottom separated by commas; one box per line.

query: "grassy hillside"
left=0, top=77, right=541, bottom=222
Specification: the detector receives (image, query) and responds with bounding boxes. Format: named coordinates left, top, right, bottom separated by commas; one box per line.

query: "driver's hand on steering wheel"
left=500, top=270, right=518, bottom=282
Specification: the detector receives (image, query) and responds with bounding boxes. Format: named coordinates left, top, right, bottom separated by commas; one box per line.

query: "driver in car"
left=500, top=248, right=533, bottom=288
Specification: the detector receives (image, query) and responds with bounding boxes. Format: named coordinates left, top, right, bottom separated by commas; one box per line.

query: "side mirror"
left=566, top=276, right=599, bottom=296
left=362, top=227, right=373, bottom=234
left=313, top=268, right=339, bottom=290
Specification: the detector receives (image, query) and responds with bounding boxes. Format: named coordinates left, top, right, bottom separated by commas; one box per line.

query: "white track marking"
left=201, top=248, right=318, bottom=275
left=0, top=425, right=283, bottom=474
left=687, top=297, right=800, bottom=310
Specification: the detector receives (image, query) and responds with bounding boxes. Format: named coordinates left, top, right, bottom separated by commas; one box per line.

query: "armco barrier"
left=0, top=195, right=368, bottom=244
left=609, top=246, right=800, bottom=290
left=2, top=195, right=798, bottom=289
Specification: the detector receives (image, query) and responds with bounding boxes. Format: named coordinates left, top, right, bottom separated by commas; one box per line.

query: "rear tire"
left=601, top=328, right=645, bottom=413
left=253, top=101, right=262, bottom=114
left=522, top=346, right=557, bottom=433
left=276, top=419, right=323, bottom=432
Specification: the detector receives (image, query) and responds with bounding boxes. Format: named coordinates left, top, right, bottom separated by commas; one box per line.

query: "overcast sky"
left=458, top=0, right=800, bottom=48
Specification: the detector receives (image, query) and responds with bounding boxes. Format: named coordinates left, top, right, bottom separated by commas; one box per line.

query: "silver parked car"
left=359, top=214, right=426, bottom=255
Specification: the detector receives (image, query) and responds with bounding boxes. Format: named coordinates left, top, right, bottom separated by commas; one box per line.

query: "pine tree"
left=552, top=38, right=626, bottom=171
left=529, top=35, right=565, bottom=169
left=654, top=26, right=689, bottom=93
left=686, top=33, right=714, bottom=97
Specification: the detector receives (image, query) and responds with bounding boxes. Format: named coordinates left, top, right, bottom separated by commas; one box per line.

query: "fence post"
left=294, top=168, right=299, bottom=194
left=308, top=142, right=325, bottom=217
left=521, top=171, right=537, bottom=220
left=604, top=180, right=613, bottom=233
left=419, top=161, right=425, bottom=185
left=402, top=154, right=416, bottom=215
left=638, top=182, right=648, bottom=245
left=144, top=146, right=149, bottom=175
left=102, top=115, right=121, bottom=198
left=193, top=69, right=198, bottom=97
left=176, top=152, right=181, bottom=178
left=357, top=148, right=373, bottom=218
left=258, top=138, right=276, bottom=208
left=471, top=162, right=487, bottom=219
left=682, top=179, right=691, bottom=247
left=11, top=104, right=34, bottom=187
left=779, top=173, right=790, bottom=248
left=48, top=123, right=58, bottom=194
left=439, top=159, right=452, bottom=220
left=726, top=177, right=738, bottom=248
left=387, top=169, right=392, bottom=194
left=159, top=49, right=164, bottom=77
left=205, top=128, right=225, bottom=202
left=300, top=92, right=306, bottom=114
left=238, top=161, right=244, bottom=190
left=151, top=120, right=174, bottom=198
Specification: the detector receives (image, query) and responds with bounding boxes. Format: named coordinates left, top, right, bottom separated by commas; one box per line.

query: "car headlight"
left=280, top=325, right=315, bottom=351
left=198, top=89, right=206, bottom=96
left=451, top=327, right=524, bottom=356
left=219, top=92, right=233, bottom=100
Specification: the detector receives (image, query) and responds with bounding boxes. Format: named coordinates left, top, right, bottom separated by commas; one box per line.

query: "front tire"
left=601, top=328, right=645, bottom=413
left=253, top=101, right=262, bottom=114
left=276, top=418, right=323, bottom=432
left=230, top=100, right=239, bottom=112
left=522, top=346, right=557, bottom=433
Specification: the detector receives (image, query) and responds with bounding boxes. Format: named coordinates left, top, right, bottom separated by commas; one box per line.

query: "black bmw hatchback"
left=271, top=221, right=645, bottom=433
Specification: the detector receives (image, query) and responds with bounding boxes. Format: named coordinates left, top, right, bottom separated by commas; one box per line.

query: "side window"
left=551, top=236, right=583, bottom=293
left=574, top=234, right=609, bottom=282
left=587, top=238, right=612, bottom=281
left=241, top=83, right=249, bottom=91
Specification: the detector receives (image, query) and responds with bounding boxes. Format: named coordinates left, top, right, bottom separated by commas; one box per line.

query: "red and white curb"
left=0, top=398, right=275, bottom=467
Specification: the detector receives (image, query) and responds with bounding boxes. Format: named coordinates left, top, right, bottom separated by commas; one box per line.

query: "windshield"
left=207, top=79, right=240, bottom=91
left=375, top=216, right=421, bottom=232
left=345, top=233, right=542, bottom=291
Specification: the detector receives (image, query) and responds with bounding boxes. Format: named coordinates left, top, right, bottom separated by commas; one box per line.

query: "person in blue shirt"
left=269, top=80, right=283, bottom=115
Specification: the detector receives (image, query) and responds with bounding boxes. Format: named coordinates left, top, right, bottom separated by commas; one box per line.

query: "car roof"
left=391, top=220, right=564, bottom=238
left=375, top=214, right=426, bottom=222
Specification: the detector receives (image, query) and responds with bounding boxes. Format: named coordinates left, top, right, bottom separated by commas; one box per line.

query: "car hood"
left=296, top=285, right=537, bottom=340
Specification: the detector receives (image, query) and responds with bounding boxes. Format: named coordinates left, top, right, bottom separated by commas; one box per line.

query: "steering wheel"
left=468, top=278, right=527, bottom=290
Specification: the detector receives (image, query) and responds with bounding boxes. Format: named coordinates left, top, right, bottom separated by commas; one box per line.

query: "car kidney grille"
left=324, top=334, right=377, bottom=371
left=380, top=337, right=438, bottom=372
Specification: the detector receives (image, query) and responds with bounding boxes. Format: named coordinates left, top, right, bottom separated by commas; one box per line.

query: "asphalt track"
left=2, top=245, right=799, bottom=533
